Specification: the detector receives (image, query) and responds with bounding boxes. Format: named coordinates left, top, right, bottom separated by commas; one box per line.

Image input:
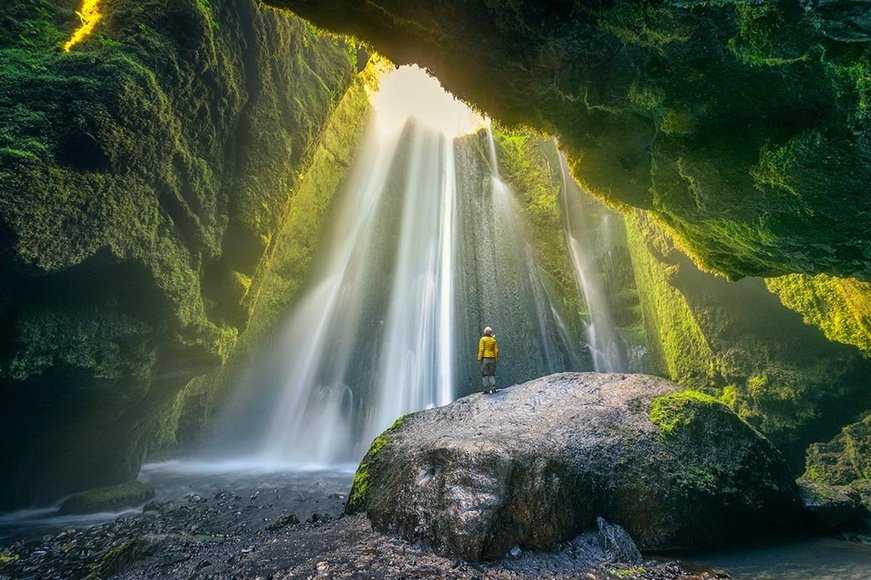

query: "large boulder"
left=347, top=373, right=802, bottom=560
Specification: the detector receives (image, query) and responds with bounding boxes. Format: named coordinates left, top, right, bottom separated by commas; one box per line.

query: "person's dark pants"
left=481, top=358, right=496, bottom=389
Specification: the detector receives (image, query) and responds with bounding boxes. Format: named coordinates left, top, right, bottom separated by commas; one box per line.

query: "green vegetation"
left=767, top=274, right=871, bottom=355
left=607, top=566, right=647, bottom=578
left=98, top=538, right=155, bottom=576
left=346, top=413, right=411, bottom=513
left=649, top=391, right=724, bottom=437
left=804, top=413, right=871, bottom=486
left=625, top=209, right=871, bottom=468
left=625, top=211, right=715, bottom=383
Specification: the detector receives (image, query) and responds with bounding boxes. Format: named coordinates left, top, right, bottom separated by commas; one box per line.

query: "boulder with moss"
left=802, top=412, right=871, bottom=532
left=797, top=478, right=868, bottom=532
left=347, top=372, right=802, bottom=560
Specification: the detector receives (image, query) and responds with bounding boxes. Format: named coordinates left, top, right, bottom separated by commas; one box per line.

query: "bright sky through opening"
left=370, top=65, right=485, bottom=138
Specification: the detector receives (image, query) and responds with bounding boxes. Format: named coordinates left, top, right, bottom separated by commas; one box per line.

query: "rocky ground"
left=0, top=465, right=726, bottom=579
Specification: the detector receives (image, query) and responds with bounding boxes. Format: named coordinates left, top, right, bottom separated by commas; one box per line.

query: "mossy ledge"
left=346, top=413, right=413, bottom=514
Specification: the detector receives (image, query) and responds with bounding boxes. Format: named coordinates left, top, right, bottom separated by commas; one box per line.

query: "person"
left=478, top=327, right=499, bottom=394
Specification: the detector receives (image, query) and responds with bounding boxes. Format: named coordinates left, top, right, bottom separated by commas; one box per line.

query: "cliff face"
left=625, top=211, right=871, bottom=470
left=0, top=0, right=359, bottom=508
left=263, top=0, right=871, bottom=282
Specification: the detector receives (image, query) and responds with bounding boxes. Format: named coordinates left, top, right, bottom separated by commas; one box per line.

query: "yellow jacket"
left=478, top=336, right=498, bottom=361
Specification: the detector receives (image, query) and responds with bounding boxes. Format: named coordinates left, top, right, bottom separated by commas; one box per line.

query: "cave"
left=1, top=0, right=870, bottom=577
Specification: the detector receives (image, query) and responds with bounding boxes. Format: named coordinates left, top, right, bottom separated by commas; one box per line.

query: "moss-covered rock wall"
left=625, top=210, right=871, bottom=470
left=263, top=0, right=871, bottom=283
left=154, top=58, right=387, bottom=453
left=0, top=0, right=360, bottom=508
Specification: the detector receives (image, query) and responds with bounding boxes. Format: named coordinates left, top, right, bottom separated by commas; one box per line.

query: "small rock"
left=597, top=517, right=642, bottom=564
left=266, top=513, right=300, bottom=531
left=508, top=545, right=522, bottom=559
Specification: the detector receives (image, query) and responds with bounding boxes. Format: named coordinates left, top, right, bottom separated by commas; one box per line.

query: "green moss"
left=98, top=538, right=156, bottom=576
left=5, top=307, right=152, bottom=381
left=625, top=211, right=716, bottom=384
left=625, top=208, right=871, bottom=467
left=804, top=413, right=871, bottom=486
left=766, top=274, right=871, bottom=355
left=346, top=413, right=411, bottom=513
left=0, top=0, right=361, bottom=508
left=608, top=566, right=648, bottom=578
left=598, top=2, right=692, bottom=53
left=58, top=481, right=154, bottom=515
left=262, top=0, right=871, bottom=280
left=649, top=390, right=723, bottom=436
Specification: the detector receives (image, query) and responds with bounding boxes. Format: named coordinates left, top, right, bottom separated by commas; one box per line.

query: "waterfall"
left=556, top=147, right=626, bottom=372
left=482, top=127, right=575, bottom=372
left=369, top=127, right=457, bottom=432
left=209, top=116, right=459, bottom=466
left=210, top=67, right=628, bottom=468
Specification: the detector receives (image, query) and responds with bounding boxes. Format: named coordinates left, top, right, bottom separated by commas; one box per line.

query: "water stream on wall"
left=557, top=149, right=625, bottom=372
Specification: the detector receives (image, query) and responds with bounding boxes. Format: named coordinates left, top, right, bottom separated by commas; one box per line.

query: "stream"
left=2, top=465, right=870, bottom=578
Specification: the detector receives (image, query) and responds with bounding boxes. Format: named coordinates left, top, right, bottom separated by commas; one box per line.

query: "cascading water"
left=557, top=147, right=626, bottom=372
left=212, top=67, right=619, bottom=467
left=238, top=120, right=458, bottom=465
left=482, top=127, right=579, bottom=373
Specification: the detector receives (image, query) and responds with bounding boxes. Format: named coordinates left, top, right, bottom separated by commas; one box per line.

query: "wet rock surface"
left=799, top=479, right=870, bottom=532
left=350, top=373, right=803, bottom=559
left=0, top=467, right=722, bottom=579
